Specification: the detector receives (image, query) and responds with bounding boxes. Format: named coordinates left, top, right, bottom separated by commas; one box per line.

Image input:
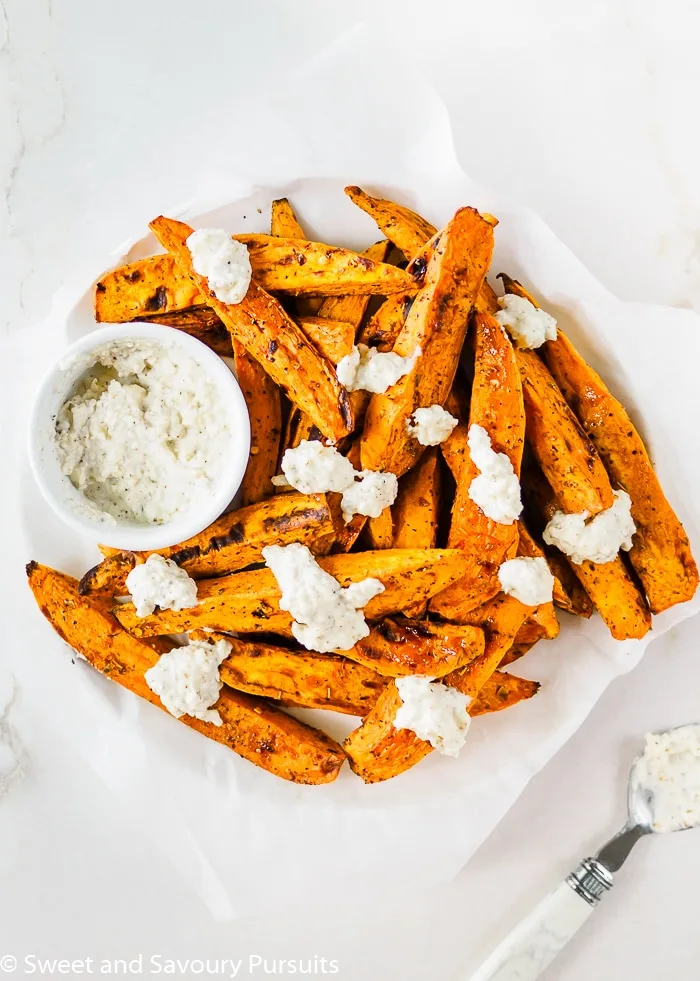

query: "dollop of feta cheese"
left=467, top=424, right=522, bottom=525
left=406, top=404, right=458, bottom=446
left=278, top=439, right=356, bottom=494
left=262, top=543, right=384, bottom=653
left=632, top=724, right=700, bottom=833
left=54, top=340, right=232, bottom=525
left=186, top=227, right=252, bottom=305
left=340, top=470, right=399, bottom=522
left=144, top=637, right=231, bottom=725
left=278, top=440, right=398, bottom=523
left=336, top=344, right=421, bottom=394
left=394, top=676, right=472, bottom=757
left=495, top=294, right=557, bottom=349
left=498, top=556, right=554, bottom=606
left=543, top=490, right=636, bottom=565
left=125, top=554, right=199, bottom=618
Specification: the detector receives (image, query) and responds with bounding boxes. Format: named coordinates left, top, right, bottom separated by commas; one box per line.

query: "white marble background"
left=3, top=1, right=700, bottom=978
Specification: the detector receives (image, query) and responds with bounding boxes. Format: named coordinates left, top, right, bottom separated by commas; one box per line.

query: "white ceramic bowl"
left=28, top=322, right=251, bottom=551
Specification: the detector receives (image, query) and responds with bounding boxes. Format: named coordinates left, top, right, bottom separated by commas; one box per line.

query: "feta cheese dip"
left=394, top=676, right=472, bottom=757
left=53, top=336, right=235, bottom=526
left=274, top=439, right=399, bottom=523
left=632, top=724, right=700, bottom=833
left=543, top=490, right=636, bottom=565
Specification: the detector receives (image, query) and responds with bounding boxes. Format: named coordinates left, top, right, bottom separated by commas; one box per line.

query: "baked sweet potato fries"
left=28, top=186, right=697, bottom=786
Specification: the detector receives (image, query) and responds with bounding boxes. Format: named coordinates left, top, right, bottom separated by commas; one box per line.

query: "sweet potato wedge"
left=522, top=463, right=650, bottom=640
left=201, top=633, right=385, bottom=716
left=440, top=419, right=470, bottom=482
left=232, top=339, right=282, bottom=507
left=499, top=639, right=537, bottom=667
left=270, top=197, right=306, bottom=239
left=283, top=411, right=325, bottom=451
left=356, top=292, right=414, bottom=352
left=78, top=551, right=137, bottom=603
left=290, top=241, right=394, bottom=439
left=94, top=253, right=204, bottom=324
left=114, top=548, right=472, bottom=638
left=344, top=681, right=432, bottom=783
left=571, top=560, right=651, bottom=639
left=97, top=233, right=413, bottom=323
left=515, top=520, right=583, bottom=616
left=468, top=670, right=540, bottom=716
left=344, top=595, right=530, bottom=784
left=344, top=186, right=437, bottom=260
left=81, top=493, right=335, bottom=597
left=120, top=302, right=352, bottom=368
left=328, top=442, right=368, bottom=553
left=296, top=316, right=355, bottom=365
left=235, top=234, right=414, bottom=296
left=343, top=619, right=485, bottom=678
left=517, top=347, right=613, bottom=516
left=149, top=216, right=353, bottom=442
left=27, top=564, right=345, bottom=784
left=316, top=239, right=392, bottom=330
left=361, top=208, right=495, bottom=477
left=542, top=324, right=697, bottom=613
left=363, top=508, right=394, bottom=550
left=392, top=448, right=441, bottom=615
left=430, top=312, right=524, bottom=619
left=269, top=199, right=324, bottom=316
left=541, top=543, right=594, bottom=618
left=509, top=611, right=555, bottom=648
left=443, top=592, right=531, bottom=696
left=139, top=309, right=232, bottom=350
left=528, top=601, right=560, bottom=640
left=344, top=656, right=539, bottom=784
left=392, top=448, right=441, bottom=550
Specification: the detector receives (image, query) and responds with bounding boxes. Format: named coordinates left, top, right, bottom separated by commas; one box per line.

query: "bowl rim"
left=27, top=321, right=251, bottom=551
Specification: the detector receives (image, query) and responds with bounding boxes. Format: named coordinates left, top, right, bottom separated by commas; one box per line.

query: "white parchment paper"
left=5, top=27, right=700, bottom=920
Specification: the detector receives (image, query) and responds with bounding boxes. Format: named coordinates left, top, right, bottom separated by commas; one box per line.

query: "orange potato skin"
left=542, top=328, right=698, bottom=614
left=361, top=208, right=494, bottom=478
left=114, top=549, right=472, bottom=638
left=27, top=564, right=345, bottom=785
left=430, top=311, right=525, bottom=619
left=232, top=339, right=283, bottom=507
left=149, top=216, right=353, bottom=443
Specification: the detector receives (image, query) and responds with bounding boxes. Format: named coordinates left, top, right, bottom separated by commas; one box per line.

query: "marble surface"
left=3, top=1, right=700, bottom=978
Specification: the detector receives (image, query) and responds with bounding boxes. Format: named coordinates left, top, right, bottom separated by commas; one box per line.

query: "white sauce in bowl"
left=54, top=338, right=233, bottom=525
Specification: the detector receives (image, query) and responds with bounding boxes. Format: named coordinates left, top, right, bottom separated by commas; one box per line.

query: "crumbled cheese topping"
left=394, top=676, right=471, bottom=757
left=632, top=725, right=700, bottom=833
left=278, top=440, right=398, bottom=523
left=144, top=637, right=231, bottom=725
left=126, top=553, right=199, bottom=618
left=336, top=344, right=421, bottom=394
left=278, top=439, right=356, bottom=494
left=498, top=556, right=554, bottom=606
left=543, top=490, right=636, bottom=565
left=495, top=294, right=557, bottom=349
left=54, top=340, right=232, bottom=525
left=262, top=543, right=384, bottom=653
left=467, top=424, right=522, bottom=525
left=340, top=470, right=398, bottom=522
left=186, top=227, right=252, bottom=304
left=406, top=404, right=458, bottom=446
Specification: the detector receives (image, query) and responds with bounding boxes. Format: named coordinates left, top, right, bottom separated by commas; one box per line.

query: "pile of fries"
left=27, top=186, right=698, bottom=785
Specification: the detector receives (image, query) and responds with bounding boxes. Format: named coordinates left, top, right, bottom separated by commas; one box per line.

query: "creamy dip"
left=633, top=724, right=700, bottom=833
left=262, top=542, right=384, bottom=653
left=54, top=339, right=232, bottom=525
left=275, top=439, right=398, bottom=524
